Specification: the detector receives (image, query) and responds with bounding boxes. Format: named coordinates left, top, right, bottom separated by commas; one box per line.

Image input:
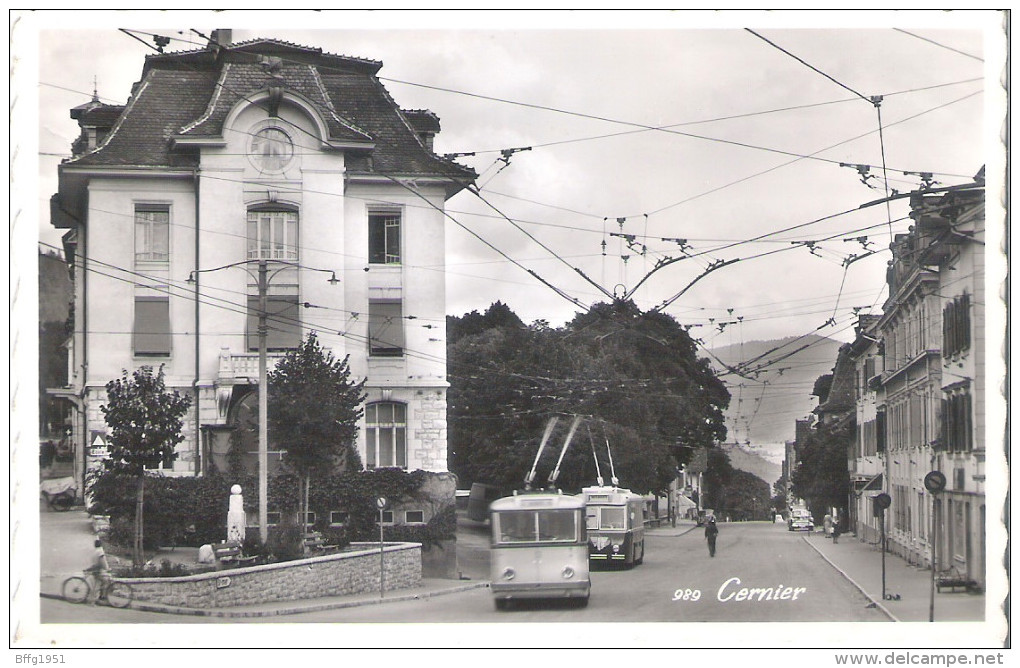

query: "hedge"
left=88, top=469, right=456, bottom=553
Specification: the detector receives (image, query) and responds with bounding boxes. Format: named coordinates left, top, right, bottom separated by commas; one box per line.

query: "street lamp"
left=188, top=259, right=340, bottom=543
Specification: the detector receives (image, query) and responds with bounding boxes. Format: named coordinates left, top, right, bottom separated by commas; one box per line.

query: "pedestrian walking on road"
left=705, top=517, right=719, bottom=557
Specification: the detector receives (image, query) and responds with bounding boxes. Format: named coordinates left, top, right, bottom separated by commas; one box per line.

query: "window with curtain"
left=135, top=205, right=169, bottom=262
left=247, top=208, right=299, bottom=261
left=133, top=296, right=171, bottom=356
left=365, top=402, right=407, bottom=469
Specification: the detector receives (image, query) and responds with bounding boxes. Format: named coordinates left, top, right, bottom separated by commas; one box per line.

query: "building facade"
left=50, top=34, right=475, bottom=502
left=847, top=315, right=884, bottom=543
left=836, top=172, right=985, bottom=587
left=912, top=178, right=986, bottom=588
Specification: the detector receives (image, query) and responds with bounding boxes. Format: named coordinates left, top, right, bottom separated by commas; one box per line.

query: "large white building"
left=50, top=33, right=475, bottom=491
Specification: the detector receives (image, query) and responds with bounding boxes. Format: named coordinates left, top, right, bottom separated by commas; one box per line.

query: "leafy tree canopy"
left=790, top=416, right=852, bottom=518
left=448, top=299, right=729, bottom=495
left=101, top=365, right=192, bottom=474
left=268, top=331, right=367, bottom=474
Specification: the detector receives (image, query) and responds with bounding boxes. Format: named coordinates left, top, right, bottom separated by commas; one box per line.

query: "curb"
left=41, top=581, right=490, bottom=618
left=801, top=536, right=899, bottom=622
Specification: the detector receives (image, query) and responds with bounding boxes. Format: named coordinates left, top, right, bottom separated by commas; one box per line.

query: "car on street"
left=788, top=510, right=814, bottom=532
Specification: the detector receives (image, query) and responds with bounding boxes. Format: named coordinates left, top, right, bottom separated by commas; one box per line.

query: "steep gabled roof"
left=64, top=39, right=475, bottom=185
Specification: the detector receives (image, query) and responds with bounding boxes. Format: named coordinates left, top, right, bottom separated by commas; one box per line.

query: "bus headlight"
left=562, top=566, right=575, bottom=579
left=502, top=567, right=516, bottom=581
left=612, top=544, right=620, bottom=553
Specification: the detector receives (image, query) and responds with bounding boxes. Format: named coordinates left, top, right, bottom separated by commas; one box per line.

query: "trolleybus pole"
left=377, top=497, right=387, bottom=598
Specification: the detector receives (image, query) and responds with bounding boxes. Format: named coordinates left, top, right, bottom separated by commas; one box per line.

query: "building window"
left=135, top=205, right=169, bottom=262
left=329, top=511, right=349, bottom=526
left=380, top=510, right=395, bottom=524
left=248, top=127, right=295, bottom=173
left=247, top=208, right=298, bottom=261
left=247, top=294, right=301, bottom=351
left=940, top=391, right=973, bottom=452
left=366, top=402, right=407, bottom=469
left=369, top=211, right=401, bottom=264
left=266, top=512, right=281, bottom=526
left=943, top=293, right=971, bottom=357
left=405, top=510, right=425, bottom=524
left=133, top=296, right=171, bottom=356
left=368, top=300, right=404, bottom=356
left=303, top=512, right=316, bottom=527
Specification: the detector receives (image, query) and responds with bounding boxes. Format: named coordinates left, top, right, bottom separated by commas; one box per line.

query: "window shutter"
left=247, top=295, right=301, bottom=351
left=133, top=297, right=171, bottom=356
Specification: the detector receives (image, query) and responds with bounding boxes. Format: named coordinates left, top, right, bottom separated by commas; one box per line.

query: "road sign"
left=376, top=497, right=387, bottom=510
left=924, top=471, right=947, bottom=494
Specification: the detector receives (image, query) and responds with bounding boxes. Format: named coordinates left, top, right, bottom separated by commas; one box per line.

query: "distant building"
left=847, top=314, right=884, bottom=542
left=49, top=33, right=475, bottom=525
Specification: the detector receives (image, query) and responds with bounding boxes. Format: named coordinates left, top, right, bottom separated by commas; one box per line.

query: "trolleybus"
left=489, top=490, right=590, bottom=609
left=582, top=485, right=646, bottom=567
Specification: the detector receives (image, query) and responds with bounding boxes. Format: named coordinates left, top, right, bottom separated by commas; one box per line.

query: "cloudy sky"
left=24, top=9, right=1003, bottom=348
left=10, top=7, right=1009, bottom=653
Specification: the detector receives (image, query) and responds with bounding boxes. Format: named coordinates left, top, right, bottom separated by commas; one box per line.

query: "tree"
left=448, top=299, right=730, bottom=495
left=268, top=332, right=366, bottom=536
left=101, top=365, right=192, bottom=566
left=790, top=417, right=851, bottom=522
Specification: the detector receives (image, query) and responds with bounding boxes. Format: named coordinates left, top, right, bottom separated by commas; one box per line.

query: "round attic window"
left=248, top=126, right=294, bottom=172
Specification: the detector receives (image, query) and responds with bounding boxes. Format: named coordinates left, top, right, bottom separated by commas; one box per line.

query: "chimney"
left=210, top=29, right=233, bottom=49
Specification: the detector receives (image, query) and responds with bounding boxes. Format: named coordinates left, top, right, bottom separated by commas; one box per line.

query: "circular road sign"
left=376, top=497, right=388, bottom=510
left=924, top=471, right=947, bottom=494
left=874, top=492, right=892, bottom=509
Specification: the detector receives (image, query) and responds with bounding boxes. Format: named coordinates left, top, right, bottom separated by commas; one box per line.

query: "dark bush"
left=267, top=524, right=304, bottom=561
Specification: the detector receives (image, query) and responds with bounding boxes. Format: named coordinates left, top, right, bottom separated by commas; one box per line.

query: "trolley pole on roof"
left=548, top=415, right=582, bottom=487
left=587, top=423, right=604, bottom=486
left=524, top=417, right=559, bottom=490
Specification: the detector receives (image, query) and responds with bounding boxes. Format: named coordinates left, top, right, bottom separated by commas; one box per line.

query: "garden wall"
left=122, top=542, right=421, bottom=609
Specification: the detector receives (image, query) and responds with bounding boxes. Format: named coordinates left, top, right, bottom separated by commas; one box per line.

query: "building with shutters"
left=49, top=32, right=475, bottom=501
left=909, top=173, right=986, bottom=589
left=837, top=169, right=985, bottom=589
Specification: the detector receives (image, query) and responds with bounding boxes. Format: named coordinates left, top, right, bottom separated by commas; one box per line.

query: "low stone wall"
left=121, top=542, right=421, bottom=609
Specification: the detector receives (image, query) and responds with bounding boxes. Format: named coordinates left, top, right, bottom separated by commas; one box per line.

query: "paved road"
left=39, top=522, right=886, bottom=624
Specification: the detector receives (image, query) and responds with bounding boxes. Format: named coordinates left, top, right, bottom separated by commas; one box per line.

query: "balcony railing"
left=218, top=349, right=286, bottom=382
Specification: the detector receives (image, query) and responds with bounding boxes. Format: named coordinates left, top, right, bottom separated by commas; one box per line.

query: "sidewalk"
left=38, top=507, right=487, bottom=618
left=802, top=530, right=985, bottom=622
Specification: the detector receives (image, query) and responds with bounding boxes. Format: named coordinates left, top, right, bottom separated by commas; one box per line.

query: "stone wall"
left=122, top=542, right=421, bottom=609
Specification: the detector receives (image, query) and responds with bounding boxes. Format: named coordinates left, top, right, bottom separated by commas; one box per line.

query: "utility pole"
left=187, top=259, right=339, bottom=546
left=258, top=259, right=269, bottom=544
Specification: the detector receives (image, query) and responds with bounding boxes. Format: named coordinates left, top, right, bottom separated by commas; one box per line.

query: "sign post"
left=924, top=471, right=946, bottom=622
left=874, top=492, right=891, bottom=601
left=377, top=497, right=387, bottom=598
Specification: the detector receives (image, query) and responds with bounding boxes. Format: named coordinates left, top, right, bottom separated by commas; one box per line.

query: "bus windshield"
left=495, top=509, right=578, bottom=544
left=599, top=506, right=626, bottom=529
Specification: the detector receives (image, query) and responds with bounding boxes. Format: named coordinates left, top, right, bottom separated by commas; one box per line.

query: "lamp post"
left=188, top=259, right=339, bottom=543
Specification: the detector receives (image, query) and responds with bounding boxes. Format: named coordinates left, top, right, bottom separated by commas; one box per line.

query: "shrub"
left=267, top=524, right=304, bottom=561
left=89, top=468, right=456, bottom=557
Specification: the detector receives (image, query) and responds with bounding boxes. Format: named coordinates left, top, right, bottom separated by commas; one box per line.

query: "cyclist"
left=83, top=539, right=111, bottom=604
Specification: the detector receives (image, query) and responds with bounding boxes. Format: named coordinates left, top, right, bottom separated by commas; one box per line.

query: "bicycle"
left=62, top=571, right=133, bottom=608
